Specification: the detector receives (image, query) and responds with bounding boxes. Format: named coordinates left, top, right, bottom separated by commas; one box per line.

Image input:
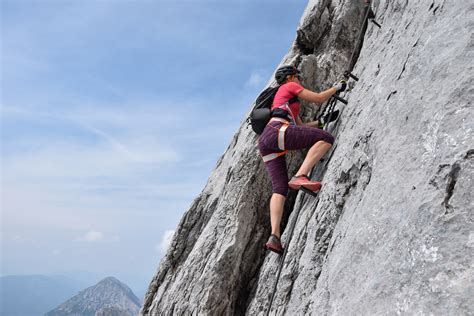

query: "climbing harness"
left=265, top=2, right=381, bottom=315
left=260, top=117, right=294, bottom=163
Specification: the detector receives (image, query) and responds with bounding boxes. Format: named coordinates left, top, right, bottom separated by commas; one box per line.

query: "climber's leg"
left=269, top=193, right=286, bottom=238
left=295, top=141, right=332, bottom=177
left=284, top=125, right=334, bottom=192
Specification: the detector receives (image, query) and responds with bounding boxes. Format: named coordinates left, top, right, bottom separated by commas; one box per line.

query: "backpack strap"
left=274, top=96, right=299, bottom=124
left=288, top=96, right=298, bottom=104
left=277, top=102, right=296, bottom=124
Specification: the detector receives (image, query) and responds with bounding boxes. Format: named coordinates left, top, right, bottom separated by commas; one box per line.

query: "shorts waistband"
left=269, top=117, right=290, bottom=124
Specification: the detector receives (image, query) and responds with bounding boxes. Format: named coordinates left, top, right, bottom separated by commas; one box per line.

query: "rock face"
left=46, top=277, right=141, bottom=316
left=142, top=0, right=473, bottom=315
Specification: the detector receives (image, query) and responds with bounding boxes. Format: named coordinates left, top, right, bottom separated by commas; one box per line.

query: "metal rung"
left=300, top=187, right=318, bottom=197
left=371, top=19, right=382, bottom=28
left=344, top=70, right=359, bottom=81
left=333, top=94, right=348, bottom=105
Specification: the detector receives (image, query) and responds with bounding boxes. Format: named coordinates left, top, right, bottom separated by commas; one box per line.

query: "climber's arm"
left=296, top=114, right=320, bottom=127
left=298, top=87, right=336, bottom=104
left=298, top=80, right=347, bottom=104
left=295, top=116, right=303, bottom=125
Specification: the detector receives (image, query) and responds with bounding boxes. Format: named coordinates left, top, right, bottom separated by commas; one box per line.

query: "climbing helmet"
left=275, top=65, right=300, bottom=84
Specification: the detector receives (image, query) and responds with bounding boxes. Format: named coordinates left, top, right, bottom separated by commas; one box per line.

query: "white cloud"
left=82, top=230, right=104, bottom=242
left=72, top=230, right=121, bottom=243
left=245, top=70, right=267, bottom=89
left=157, top=230, right=175, bottom=254
left=3, top=139, right=180, bottom=181
left=2, top=103, right=183, bottom=168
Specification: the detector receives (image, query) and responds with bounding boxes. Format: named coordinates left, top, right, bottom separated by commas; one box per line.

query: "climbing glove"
left=333, top=79, right=347, bottom=92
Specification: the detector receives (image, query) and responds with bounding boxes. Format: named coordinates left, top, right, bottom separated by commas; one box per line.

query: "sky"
left=1, top=0, right=308, bottom=294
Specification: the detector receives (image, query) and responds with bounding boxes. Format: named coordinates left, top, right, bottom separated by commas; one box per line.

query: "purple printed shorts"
left=258, top=121, right=334, bottom=196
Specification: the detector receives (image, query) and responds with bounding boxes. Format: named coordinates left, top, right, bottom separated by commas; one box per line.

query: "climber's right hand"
left=333, top=79, right=347, bottom=92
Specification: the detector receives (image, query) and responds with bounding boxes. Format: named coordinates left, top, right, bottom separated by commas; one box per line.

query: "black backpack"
left=247, top=86, right=298, bottom=134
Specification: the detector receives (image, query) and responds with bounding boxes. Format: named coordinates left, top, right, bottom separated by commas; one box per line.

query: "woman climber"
left=258, top=65, right=346, bottom=254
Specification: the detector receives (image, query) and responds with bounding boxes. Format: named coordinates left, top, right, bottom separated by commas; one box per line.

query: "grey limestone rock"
left=142, top=0, right=473, bottom=315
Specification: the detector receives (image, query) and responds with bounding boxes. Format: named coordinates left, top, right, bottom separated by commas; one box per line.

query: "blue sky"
left=1, top=0, right=307, bottom=293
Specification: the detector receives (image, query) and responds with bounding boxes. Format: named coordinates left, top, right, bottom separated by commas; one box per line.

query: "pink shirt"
left=272, top=82, right=304, bottom=119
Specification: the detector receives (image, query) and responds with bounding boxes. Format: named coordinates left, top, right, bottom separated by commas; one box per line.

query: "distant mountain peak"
left=96, top=276, right=126, bottom=288
left=101, top=276, right=120, bottom=282
left=46, top=276, right=141, bottom=316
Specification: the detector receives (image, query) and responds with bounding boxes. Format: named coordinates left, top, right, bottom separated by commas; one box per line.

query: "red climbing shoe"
left=265, top=234, right=284, bottom=255
left=288, top=175, right=322, bottom=192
